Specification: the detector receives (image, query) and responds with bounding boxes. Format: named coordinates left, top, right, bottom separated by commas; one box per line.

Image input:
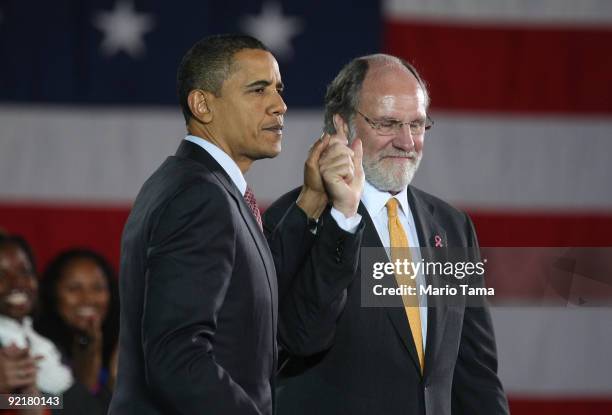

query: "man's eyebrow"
left=376, top=116, right=401, bottom=122
left=245, top=80, right=284, bottom=90
left=378, top=115, right=425, bottom=123
left=245, top=80, right=271, bottom=89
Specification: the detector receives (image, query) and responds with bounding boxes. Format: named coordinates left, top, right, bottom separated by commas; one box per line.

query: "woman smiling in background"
left=35, top=249, right=119, bottom=411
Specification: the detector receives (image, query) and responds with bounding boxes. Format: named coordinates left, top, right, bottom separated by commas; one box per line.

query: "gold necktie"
left=386, top=198, right=424, bottom=372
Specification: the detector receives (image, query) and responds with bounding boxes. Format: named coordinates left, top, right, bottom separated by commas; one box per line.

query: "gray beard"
left=363, top=153, right=422, bottom=193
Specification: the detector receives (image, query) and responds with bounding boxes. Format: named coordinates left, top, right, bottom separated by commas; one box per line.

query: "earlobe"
left=188, top=90, right=213, bottom=123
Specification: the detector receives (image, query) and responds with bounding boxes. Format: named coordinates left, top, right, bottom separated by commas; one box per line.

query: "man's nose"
left=270, top=93, right=287, bottom=116
left=392, top=125, right=416, bottom=151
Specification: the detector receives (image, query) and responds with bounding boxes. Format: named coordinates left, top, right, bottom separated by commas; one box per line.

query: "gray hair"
left=323, top=54, right=430, bottom=138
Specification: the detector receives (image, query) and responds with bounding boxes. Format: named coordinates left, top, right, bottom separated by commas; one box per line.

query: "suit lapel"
left=175, top=140, right=278, bottom=328
left=406, top=187, right=449, bottom=381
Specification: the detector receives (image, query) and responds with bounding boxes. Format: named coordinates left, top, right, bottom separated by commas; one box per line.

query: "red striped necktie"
left=244, top=186, right=263, bottom=232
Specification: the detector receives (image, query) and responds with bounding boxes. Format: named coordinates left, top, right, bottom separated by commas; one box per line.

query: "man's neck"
left=187, top=129, right=252, bottom=173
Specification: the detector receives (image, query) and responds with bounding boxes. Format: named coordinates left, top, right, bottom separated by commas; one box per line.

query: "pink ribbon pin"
left=434, top=235, right=443, bottom=247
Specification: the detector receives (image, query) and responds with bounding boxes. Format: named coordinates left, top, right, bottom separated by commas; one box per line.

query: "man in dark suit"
left=109, top=34, right=343, bottom=415
left=264, top=54, right=510, bottom=415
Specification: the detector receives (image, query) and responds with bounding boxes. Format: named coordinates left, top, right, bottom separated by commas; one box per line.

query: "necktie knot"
left=386, top=198, right=400, bottom=219
left=244, top=186, right=263, bottom=232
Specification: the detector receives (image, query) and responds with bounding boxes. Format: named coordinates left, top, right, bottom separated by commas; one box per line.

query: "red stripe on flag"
left=2, top=204, right=612, bottom=273
left=469, top=210, right=612, bottom=246
left=0, top=203, right=130, bottom=273
left=509, top=397, right=612, bottom=415
left=384, top=19, right=612, bottom=114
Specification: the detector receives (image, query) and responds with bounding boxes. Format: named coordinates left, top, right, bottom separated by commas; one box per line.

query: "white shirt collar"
left=184, top=135, right=247, bottom=196
left=361, top=180, right=411, bottom=219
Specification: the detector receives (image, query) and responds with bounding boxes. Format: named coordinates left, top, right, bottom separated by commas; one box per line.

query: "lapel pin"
left=434, top=235, right=443, bottom=247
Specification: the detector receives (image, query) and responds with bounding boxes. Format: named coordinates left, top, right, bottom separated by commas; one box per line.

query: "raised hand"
left=0, top=344, right=40, bottom=393
left=72, top=314, right=104, bottom=390
left=319, top=115, right=364, bottom=218
left=297, top=134, right=331, bottom=219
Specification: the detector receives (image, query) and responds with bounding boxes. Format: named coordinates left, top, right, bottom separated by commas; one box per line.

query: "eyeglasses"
left=356, top=110, right=434, bottom=136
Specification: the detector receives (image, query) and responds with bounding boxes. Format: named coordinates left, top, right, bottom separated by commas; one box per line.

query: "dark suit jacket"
left=263, top=186, right=509, bottom=415
left=109, top=140, right=278, bottom=415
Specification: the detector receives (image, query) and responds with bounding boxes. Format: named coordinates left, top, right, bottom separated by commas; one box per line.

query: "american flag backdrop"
left=1, top=0, right=611, bottom=413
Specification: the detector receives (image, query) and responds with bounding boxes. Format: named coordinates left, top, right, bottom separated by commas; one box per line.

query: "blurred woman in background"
left=35, top=249, right=119, bottom=410
left=0, top=234, right=73, bottom=414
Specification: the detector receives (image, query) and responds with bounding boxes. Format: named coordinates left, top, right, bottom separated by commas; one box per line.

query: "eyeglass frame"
left=355, top=110, right=434, bottom=136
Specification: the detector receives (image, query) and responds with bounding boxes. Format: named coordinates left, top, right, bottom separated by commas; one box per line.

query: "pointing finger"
left=332, top=114, right=349, bottom=145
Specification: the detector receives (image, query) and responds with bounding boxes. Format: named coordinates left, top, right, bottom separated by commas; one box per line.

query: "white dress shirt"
left=361, top=180, right=428, bottom=349
left=185, top=135, right=247, bottom=196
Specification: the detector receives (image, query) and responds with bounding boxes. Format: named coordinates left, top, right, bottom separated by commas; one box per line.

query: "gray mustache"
left=378, top=151, right=418, bottom=159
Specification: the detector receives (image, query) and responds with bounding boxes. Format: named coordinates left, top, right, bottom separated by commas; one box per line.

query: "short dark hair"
left=0, top=234, right=36, bottom=273
left=176, top=34, right=269, bottom=123
left=34, top=249, right=120, bottom=371
left=323, top=54, right=430, bottom=137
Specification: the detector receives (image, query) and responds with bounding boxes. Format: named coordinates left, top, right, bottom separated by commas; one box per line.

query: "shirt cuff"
left=330, top=207, right=362, bottom=234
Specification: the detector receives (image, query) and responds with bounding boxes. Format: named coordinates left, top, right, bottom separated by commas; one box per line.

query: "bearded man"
left=263, top=54, right=509, bottom=415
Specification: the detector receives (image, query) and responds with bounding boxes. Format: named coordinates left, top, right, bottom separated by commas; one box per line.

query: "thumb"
left=332, top=114, right=349, bottom=145
left=350, top=138, right=365, bottom=193
left=308, top=133, right=330, bottom=164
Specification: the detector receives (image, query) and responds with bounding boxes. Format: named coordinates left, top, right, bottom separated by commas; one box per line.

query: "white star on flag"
left=93, top=0, right=155, bottom=59
left=241, top=2, right=303, bottom=60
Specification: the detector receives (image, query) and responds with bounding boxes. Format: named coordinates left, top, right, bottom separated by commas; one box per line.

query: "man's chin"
left=364, top=160, right=419, bottom=192
left=268, top=144, right=282, bottom=158
left=365, top=174, right=407, bottom=193
left=253, top=144, right=282, bottom=160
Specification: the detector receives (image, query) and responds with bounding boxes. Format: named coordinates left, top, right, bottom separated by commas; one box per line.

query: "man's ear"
left=187, top=89, right=214, bottom=124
